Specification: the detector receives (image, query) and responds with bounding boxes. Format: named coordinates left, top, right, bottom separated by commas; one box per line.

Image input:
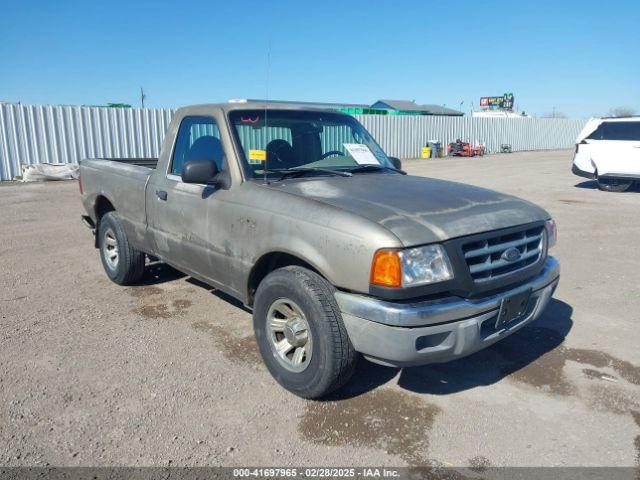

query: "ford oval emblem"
left=502, top=247, right=521, bottom=262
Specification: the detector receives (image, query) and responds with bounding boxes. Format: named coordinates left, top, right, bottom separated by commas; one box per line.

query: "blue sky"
left=1, top=0, right=638, bottom=117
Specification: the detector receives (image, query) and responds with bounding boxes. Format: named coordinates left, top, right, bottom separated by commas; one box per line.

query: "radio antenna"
left=263, top=39, right=271, bottom=185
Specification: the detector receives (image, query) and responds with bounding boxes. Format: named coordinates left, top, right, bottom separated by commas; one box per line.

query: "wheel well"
left=95, top=196, right=115, bottom=222
left=247, top=252, right=320, bottom=306
left=93, top=196, right=115, bottom=247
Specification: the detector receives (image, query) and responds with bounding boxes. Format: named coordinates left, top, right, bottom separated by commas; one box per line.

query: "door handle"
left=156, top=190, right=168, bottom=201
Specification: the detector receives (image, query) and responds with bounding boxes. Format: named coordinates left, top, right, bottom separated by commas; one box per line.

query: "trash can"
left=428, top=141, right=441, bottom=158
left=421, top=147, right=432, bottom=159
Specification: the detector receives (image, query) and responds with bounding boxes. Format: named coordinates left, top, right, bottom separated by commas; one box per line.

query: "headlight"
left=370, top=245, right=454, bottom=288
left=545, top=219, right=557, bottom=249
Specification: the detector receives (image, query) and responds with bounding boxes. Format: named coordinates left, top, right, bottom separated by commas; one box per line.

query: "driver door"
left=146, top=116, right=227, bottom=286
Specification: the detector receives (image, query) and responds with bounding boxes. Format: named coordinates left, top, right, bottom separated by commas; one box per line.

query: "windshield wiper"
left=260, top=167, right=353, bottom=181
left=346, top=164, right=407, bottom=175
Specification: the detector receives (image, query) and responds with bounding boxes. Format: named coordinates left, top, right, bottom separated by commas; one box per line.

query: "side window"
left=586, top=124, right=605, bottom=140
left=170, top=116, right=223, bottom=176
left=600, top=121, right=640, bottom=141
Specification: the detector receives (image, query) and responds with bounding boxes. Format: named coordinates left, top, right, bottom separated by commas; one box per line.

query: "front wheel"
left=597, top=177, right=633, bottom=192
left=253, top=266, right=358, bottom=399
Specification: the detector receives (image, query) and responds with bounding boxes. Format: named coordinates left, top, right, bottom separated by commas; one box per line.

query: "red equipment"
left=448, top=139, right=485, bottom=157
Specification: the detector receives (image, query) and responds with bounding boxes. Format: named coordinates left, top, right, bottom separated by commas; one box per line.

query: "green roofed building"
left=371, top=99, right=464, bottom=116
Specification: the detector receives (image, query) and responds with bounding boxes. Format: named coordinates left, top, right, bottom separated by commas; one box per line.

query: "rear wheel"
left=597, top=177, right=633, bottom=192
left=98, top=211, right=145, bottom=285
left=253, top=266, right=358, bottom=399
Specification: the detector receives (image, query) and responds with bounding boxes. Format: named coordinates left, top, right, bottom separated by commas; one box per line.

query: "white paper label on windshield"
left=343, top=143, right=379, bottom=165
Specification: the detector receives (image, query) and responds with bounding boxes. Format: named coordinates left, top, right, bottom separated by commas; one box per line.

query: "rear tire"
left=253, top=266, right=358, bottom=399
left=98, top=211, right=145, bottom=285
left=597, top=177, right=633, bottom=192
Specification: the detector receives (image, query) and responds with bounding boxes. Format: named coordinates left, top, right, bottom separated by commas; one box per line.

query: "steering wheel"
left=320, top=150, right=345, bottom=160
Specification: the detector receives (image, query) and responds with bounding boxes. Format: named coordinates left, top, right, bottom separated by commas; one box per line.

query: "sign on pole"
left=480, top=93, right=514, bottom=110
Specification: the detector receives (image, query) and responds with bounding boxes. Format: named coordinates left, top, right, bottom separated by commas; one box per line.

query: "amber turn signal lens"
left=370, top=249, right=402, bottom=288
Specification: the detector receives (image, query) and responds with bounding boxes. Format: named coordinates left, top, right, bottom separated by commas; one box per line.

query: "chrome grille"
left=462, top=226, right=545, bottom=282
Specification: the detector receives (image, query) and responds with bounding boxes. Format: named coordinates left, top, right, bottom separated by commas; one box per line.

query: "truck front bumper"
left=335, top=257, right=560, bottom=367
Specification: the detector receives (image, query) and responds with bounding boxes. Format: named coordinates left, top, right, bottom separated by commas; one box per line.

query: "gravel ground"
left=0, top=149, right=639, bottom=468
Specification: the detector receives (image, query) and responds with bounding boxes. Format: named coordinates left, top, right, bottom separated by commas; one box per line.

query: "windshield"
left=229, top=110, right=394, bottom=179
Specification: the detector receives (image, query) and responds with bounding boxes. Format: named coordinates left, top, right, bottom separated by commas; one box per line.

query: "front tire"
left=98, top=211, right=146, bottom=285
left=253, top=266, right=358, bottom=399
left=597, top=177, right=633, bottom=192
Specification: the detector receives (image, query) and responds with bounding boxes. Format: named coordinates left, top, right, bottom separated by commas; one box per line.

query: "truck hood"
left=266, top=173, right=549, bottom=246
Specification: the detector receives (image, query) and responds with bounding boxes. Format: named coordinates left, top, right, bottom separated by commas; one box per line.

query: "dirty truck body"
left=79, top=102, right=559, bottom=398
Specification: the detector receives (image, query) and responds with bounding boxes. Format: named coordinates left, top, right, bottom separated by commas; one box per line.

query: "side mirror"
left=389, top=157, right=402, bottom=170
left=182, top=160, right=220, bottom=184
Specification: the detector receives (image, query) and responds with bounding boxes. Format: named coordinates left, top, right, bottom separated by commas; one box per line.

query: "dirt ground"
left=1, top=149, right=639, bottom=468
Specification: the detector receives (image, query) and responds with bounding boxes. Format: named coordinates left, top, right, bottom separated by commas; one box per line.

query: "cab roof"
left=175, top=101, right=348, bottom=116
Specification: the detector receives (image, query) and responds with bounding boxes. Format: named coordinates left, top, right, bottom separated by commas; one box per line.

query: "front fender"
left=250, top=235, right=339, bottom=287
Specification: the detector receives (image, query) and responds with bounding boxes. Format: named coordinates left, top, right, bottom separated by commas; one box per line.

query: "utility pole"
left=140, top=87, right=146, bottom=109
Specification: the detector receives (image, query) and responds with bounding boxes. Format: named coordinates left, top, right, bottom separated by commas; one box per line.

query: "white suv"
left=572, top=117, right=640, bottom=192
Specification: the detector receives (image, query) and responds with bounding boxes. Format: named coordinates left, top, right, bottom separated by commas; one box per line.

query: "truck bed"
left=79, top=158, right=157, bottom=242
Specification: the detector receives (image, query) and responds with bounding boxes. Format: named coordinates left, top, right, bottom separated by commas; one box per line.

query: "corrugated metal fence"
left=0, top=103, right=586, bottom=180
left=0, top=104, right=174, bottom=180
left=355, top=114, right=586, bottom=159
